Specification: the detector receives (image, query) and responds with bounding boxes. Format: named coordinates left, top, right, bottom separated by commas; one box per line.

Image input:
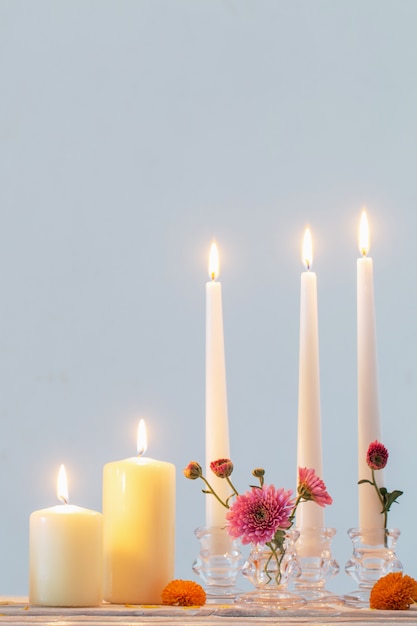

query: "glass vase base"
left=293, top=587, right=344, bottom=606
left=204, top=585, right=242, bottom=603
left=343, top=589, right=372, bottom=608
left=237, top=587, right=306, bottom=609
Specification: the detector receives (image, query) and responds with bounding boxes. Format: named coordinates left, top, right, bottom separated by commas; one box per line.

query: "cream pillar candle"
left=29, top=465, right=103, bottom=607
left=357, top=209, right=384, bottom=529
left=205, top=242, right=230, bottom=527
left=296, top=228, right=324, bottom=531
left=103, top=419, right=175, bottom=604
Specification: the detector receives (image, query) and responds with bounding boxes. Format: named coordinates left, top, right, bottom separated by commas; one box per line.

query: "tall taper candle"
left=205, top=242, right=230, bottom=527
left=357, top=209, right=384, bottom=529
left=297, top=228, right=324, bottom=530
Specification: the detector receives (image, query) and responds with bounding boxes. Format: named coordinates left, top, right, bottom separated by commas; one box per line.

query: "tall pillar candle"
left=29, top=465, right=103, bottom=607
left=296, top=228, right=324, bottom=531
left=357, top=209, right=384, bottom=529
left=103, top=420, right=175, bottom=604
left=206, top=242, right=230, bottom=527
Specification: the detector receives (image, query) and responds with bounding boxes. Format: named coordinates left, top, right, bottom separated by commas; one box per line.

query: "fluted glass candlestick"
left=344, top=527, right=402, bottom=606
left=293, top=527, right=341, bottom=604
left=192, top=526, right=243, bottom=602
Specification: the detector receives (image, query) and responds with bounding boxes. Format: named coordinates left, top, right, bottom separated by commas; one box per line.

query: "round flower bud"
left=183, top=461, right=203, bottom=480
left=366, top=440, right=389, bottom=470
left=210, top=458, right=233, bottom=478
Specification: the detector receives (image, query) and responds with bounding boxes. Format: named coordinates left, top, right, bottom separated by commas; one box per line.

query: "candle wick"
left=361, top=249, right=367, bottom=257
left=211, top=272, right=216, bottom=281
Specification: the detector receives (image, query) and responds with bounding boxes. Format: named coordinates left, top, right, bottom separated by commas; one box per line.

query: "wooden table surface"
left=0, top=599, right=417, bottom=625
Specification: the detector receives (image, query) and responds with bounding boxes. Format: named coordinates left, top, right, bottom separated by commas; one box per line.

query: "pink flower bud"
left=210, top=458, right=233, bottom=478
left=366, top=440, right=389, bottom=470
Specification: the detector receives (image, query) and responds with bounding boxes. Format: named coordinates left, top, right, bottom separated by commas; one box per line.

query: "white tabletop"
left=0, top=599, right=416, bottom=625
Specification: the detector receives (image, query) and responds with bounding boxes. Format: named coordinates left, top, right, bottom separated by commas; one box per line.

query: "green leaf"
left=358, top=479, right=373, bottom=485
left=383, top=490, right=403, bottom=512
left=273, top=529, right=286, bottom=550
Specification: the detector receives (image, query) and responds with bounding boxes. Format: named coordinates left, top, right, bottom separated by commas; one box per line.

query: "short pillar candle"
left=102, top=420, right=176, bottom=604
left=29, top=465, right=103, bottom=607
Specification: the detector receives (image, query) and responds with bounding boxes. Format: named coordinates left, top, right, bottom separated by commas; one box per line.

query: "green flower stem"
left=262, top=493, right=317, bottom=586
left=262, top=494, right=305, bottom=585
left=288, top=494, right=303, bottom=526
left=199, top=476, right=230, bottom=509
left=265, top=540, right=286, bottom=585
left=371, top=468, right=388, bottom=529
left=226, top=475, right=239, bottom=497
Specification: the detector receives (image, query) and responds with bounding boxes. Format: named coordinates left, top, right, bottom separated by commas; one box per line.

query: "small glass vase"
left=237, top=529, right=306, bottom=608
left=192, top=526, right=243, bottom=602
left=293, top=527, right=341, bottom=604
left=344, top=527, right=402, bottom=606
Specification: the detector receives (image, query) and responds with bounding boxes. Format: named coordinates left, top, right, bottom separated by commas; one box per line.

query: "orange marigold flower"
left=370, top=572, right=417, bottom=610
left=161, top=579, right=206, bottom=606
left=409, top=576, right=417, bottom=602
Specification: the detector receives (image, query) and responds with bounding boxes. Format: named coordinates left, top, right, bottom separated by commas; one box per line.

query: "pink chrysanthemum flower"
left=367, top=440, right=389, bottom=470
left=226, top=485, right=295, bottom=545
left=297, top=467, right=333, bottom=507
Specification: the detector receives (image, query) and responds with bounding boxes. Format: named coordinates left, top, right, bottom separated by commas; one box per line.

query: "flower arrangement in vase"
left=185, top=459, right=332, bottom=606
left=345, top=440, right=404, bottom=607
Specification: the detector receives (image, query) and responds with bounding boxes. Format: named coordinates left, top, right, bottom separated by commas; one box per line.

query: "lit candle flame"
left=359, top=209, right=369, bottom=256
left=208, top=242, right=219, bottom=281
left=137, top=419, right=147, bottom=457
left=57, top=464, right=69, bottom=504
left=302, top=228, right=313, bottom=270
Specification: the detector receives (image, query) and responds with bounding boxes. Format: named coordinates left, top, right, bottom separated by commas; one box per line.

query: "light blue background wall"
left=0, top=0, right=416, bottom=596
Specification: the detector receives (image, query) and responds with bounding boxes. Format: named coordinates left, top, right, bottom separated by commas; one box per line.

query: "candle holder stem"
left=292, top=527, right=341, bottom=605
left=344, top=527, right=402, bottom=607
left=193, top=526, right=243, bottom=603
left=192, top=526, right=243, bottom=602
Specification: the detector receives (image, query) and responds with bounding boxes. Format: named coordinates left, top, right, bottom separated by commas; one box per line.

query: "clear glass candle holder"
left=344, top=527, right=402, bottom=606
left=192, top=526, right=243, bottom=602
left=237, top=529, right=306, bottom=609
left=292, top=527, right=341, bottom=604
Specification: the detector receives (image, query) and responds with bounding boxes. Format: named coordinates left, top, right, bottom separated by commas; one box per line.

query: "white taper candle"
left=205, top=242, right=230, bottom=527
left=357, top=209, right=384, bottom=529
left=297, top=228, right=324, bottom=531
